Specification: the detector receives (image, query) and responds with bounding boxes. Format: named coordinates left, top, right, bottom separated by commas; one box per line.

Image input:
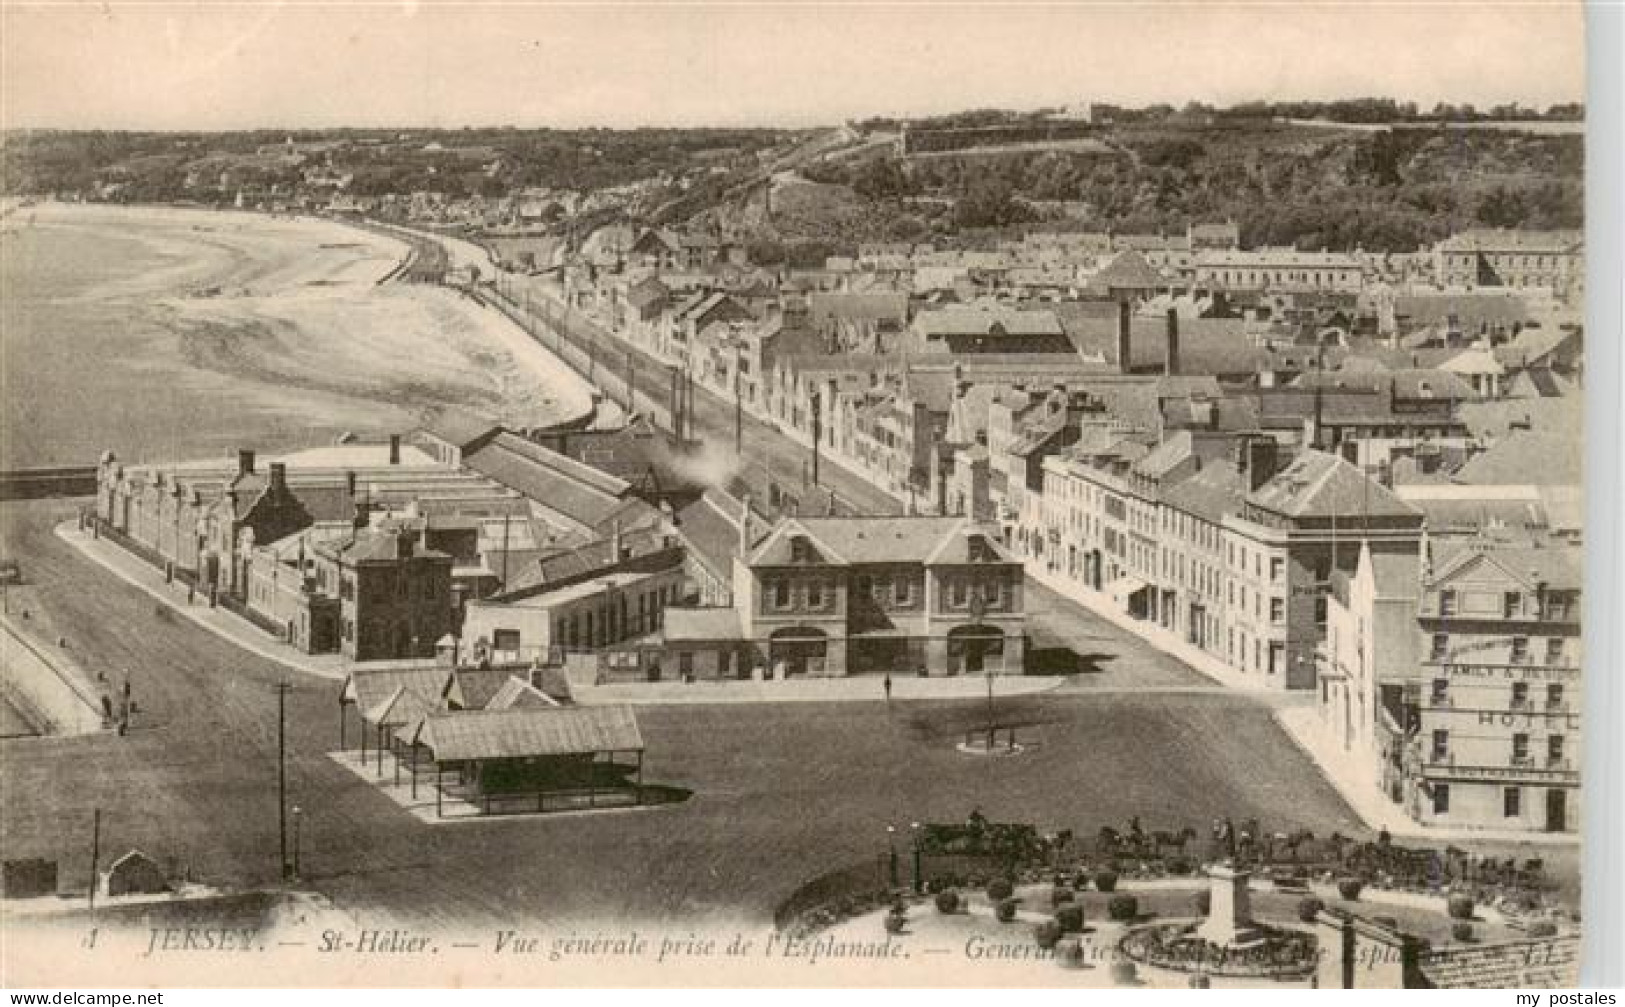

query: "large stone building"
left=656, top=515, right=1026, bottom=679
left=1432, top=229, right=1584, bottom=301
left=1391, top=539, right=1582, bottom=833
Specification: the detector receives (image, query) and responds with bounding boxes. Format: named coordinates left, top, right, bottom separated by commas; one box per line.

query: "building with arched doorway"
left=706, top=514, right=1027, bottom=677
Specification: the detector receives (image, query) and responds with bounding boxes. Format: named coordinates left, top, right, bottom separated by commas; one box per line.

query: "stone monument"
left=1196, top=863, right=1267, bottom=947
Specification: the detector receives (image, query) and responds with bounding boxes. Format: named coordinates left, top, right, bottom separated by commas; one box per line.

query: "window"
left=1270, top=598, right=1285, bottom=623
left=790, top=536, right=811, bottom=563
left=807, top=580, right=823, bottom=609
left=1546, top=638, right=1565, bottom=665
left=1511, top=681, right=1530, bottom=708
left=1512, top=733, right=1530, bottom=763
left=1547, top=683, right=1565, bottom=709
left=1431, top=678, right=1449, bottom=705
left=950, top=579, right=969, bottom=608
left=1548, top=734, right=1565, bottom=764
left=1431, top=634, right=1449, bottom=661
left=1504, top=787, right=1522, bottom=818
left=1504, top=591, right=1522, bottom=618
left=1270, top=557, right=1284, bottom=582
left=772, top=580, right=790, bottom=610
left=493, top=629, right=520, bottom=653
left=1510, top=637, right=1530, bottom=664
left=1431, top=729, right=1449, bottom=761
left=895, top=579, right=912, bottom=607
left=1440, top=590, right=1457, bottom=617
left=1268, top=643, right=1283, bottom=676
left=1433, top=783, right=1450, bottom=815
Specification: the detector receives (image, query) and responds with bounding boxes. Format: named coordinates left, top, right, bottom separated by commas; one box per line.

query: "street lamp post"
left=886, top=824, right=899, bottom=889
left=986, top=667, right=996, bottom=752
left=291, top=805, right=303, bottom=881
left=910, top=821, right=923, bottom=894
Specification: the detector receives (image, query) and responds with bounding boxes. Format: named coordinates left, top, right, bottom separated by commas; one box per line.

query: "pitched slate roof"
left=416, top=706, right=643, bottom=761
left=485, top=675, right=561, bottom=710
left=1453, top=431, right=1582, bottom=487
left=1247, top=449, right=1421, bottom=521
left=418, top=409, right=504, bottom=453
left=344, top=667, right=453, bottom=722
left=748, top=516, right=1009, bottom=567
left=915, top=307, right=1064, bottom=338
left=463, top=434, right=629, bottom=528
left=1084, top=250, right=1167, bottom=293
left=1161, top=459, right=1248, bottom=524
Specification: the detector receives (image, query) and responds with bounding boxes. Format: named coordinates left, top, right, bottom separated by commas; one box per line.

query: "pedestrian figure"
left=883, top=673, right=893, bottom=703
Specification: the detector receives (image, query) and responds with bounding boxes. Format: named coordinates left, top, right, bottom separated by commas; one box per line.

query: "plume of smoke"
left=653, top=436, right=743, bottom=492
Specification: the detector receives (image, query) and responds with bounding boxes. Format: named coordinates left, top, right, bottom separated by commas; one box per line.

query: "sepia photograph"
left=0, top=0, right=1610, bottom=991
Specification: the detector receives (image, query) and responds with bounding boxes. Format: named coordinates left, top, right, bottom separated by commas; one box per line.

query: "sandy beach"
left=0, top=203, right=593, bottom=469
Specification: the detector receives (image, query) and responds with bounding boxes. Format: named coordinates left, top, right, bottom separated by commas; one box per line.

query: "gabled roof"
left=1428, top=540, right=1582, bottom=593
left=416, top=706, right=644, bottom=761
left=485, top=675, right=561, bottom=710
left=1085, top=250, right=1167, bottom=293
left=344, top=666, right=453, bottom=722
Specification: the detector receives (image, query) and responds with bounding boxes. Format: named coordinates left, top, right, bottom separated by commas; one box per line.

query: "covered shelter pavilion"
left=410, top=705, right=646, bottom=817
left=338, top=665, right=453, bottom=757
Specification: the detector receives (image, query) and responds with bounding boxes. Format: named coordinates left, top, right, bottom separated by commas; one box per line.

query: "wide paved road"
left=0, top=499, right=1407, bottom=933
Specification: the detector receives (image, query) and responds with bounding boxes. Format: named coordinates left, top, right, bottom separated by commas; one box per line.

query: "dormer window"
left=790, top=535, right=812, bottom=563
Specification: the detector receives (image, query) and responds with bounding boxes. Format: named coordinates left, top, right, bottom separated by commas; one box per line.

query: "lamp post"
left=886, top=824, right=899, bottom=889
left=291, top=805, right=303, bottom=881
left=910, top=821, right=923, bottom=894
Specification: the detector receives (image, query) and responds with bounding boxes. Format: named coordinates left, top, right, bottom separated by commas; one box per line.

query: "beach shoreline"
left=1, top=202, right=594, bottom=469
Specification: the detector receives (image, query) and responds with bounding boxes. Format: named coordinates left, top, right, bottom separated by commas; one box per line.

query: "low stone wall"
left=0, top=616, right=106, bottom=736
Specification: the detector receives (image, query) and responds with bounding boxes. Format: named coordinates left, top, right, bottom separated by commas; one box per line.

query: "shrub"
left=1193, top=890, right=1212, bottom=916
left=996, top=898, right=1019, bottom=923
left=1447, top=894, right=1476, bottom=921
left=1094, top=870, right=1119, bottom=893
left=883, top=911, right=906, bottom=934
left=1072, top=872, right=1091, bottom=891
left=1451, top=921, right=1474, bottom=943
left=1337, top=878, right=1364, bottom=901
left=1108, top=894, right=1139, bottom=922
left=1111, top=960, right=1140, bottom=985
left=934, top=890, right=960, bottom=914
left=1034, top=919, right=1062, bottom=949
left=1529, top=921, right=1559, bottom=938
left=987, top=877, right=1014, bottom=902
left=1297, top=896, right=1326, bottom=923
left=1055, top=904, right=1086, bottom=934
left=1054, top=937, right=1085, bottom=969
left=1051, top=885, right=1074, bottom=908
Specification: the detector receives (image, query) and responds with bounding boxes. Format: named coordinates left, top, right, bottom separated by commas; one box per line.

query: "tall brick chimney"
left=237, top=449, right=256, bottom=477
left=1116, top=300, right=1133, bottom=374
left=1165, top=308, right=1181, bottom=376
left=388, top=434, right=401, bottom=466
left=268, top=462, right=287, bottom=494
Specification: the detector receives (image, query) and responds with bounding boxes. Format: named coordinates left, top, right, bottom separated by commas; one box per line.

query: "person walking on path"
left=883, top=672, right=893, bottom=705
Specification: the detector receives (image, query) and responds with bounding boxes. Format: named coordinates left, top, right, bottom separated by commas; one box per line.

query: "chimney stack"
left=268, top=462, right=287, bottom=493
left=237, top=449, right=256, bottom=477
left=1116, top=300, right=1133, bottom=374
left=345, top=470, right=358, bottom=500
left=1165, top=308, right=1180, bottom=376
left=353, top=500, right=371, bottom=531
left=1241, top=436, right=1280, bottom=492
left=388, top=434, right=401, bottom=466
